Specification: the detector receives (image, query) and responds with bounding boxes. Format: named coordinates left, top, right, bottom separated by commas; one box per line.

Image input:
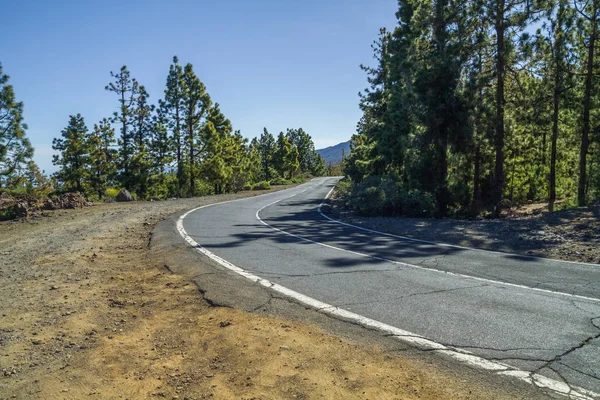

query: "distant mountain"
left=316, top=141, right=350, bottom=166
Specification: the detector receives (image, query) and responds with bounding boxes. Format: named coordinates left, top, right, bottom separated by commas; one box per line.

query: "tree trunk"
left=433, top=0, right=449, bottom=217
left=472, top=143, right=481, bottom=212
left=549, top=68, right=560, bottom=212
left=189, top=123, right=195, bottom=196
left=175, top=103, right=183, bottom=197
left=493, top=0, right=506, bottom=217
left=579, top=5, right=596, bottom=206
left=121, top=89, right=129, bottom=190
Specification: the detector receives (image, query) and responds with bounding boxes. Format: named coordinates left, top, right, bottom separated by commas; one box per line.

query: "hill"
left=316, top=140, right=350, bottom=166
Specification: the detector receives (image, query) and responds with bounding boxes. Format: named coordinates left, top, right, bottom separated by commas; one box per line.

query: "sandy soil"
left=0, top=187, right=553, bottom=399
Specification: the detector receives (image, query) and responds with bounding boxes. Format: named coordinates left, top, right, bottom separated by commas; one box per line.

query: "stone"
left=116, top=190, right=134, bottom=202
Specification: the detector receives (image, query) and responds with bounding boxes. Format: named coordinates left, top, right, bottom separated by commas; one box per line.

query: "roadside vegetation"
left=0, top=59, right=327, bottom=219
left=343, top=0, right=600, bottom=218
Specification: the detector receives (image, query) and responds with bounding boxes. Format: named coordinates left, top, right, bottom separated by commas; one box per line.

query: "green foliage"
left=270, top=177, right=292, bottom=185
left=88, top=118, right=117, bottom=199
left=105, top=65, right=139, bottom=192
left=42, top=57, right=333, bottom=202
left=0, top=63, right=34, bottom=189
left=252, top=181, right=271, bottom=190
left=104, top=187, right=120, bottom=201
left=52, top=114, right=90, bottom=193
left=347, top=175, right=435, bottom=218
left=273, top=132, right=299, bottom=179
left=24, top=161, right=52, bottom=197
left=334, top=178, right=352, bottom=199
left=258, top=128, right=276, bottom=181
left=343, top=0, right=600, bottom=218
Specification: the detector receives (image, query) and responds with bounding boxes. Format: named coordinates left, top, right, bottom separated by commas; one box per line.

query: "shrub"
left=399, top=190, right=435, bottom=218
left=105, top=187, right=120, bottom=201
left=347, top=175, right=435, bottom=218
left=193, top=180, right=213, bottom=197
left=270, top=177, right=292, bottom=185
left=242, top=184, right=253, bottom=191
left=253, top=181, right=271, bottom=190
left=0, top=206, right=16, bottom=221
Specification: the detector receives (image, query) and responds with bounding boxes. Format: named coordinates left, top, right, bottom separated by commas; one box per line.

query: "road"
left=181, top=177, right=600, bottom=398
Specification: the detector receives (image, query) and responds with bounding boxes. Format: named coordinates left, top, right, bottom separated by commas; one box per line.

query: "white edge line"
left=317, top=186, right=600, bottom=268
left=255, top=188, right=600, bottom=305
left=309, top=187, right=600, bottom=305
left=177, top=179, right=599, bottom=400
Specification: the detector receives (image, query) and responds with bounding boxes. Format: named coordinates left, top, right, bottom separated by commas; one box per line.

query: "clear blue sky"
left=1, top=0, right=398, bottom=173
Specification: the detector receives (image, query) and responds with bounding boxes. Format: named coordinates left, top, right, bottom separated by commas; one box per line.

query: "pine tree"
left=0, top=63, right=33, bottom=188
left=52, top=114, right=90, bottom=193
left=226, top=130, right=252, bottom=192
left=181, top=63, right=211, bottom=196
left=407, top=0, right=472, bottom=216
left=88, top=118, right=117, bottom=199
left=160, top=56, right=185, bottom=195
left=258, top=128, right=276, bottom=181
left=131, top=85, right=154, bottom=198
left=575, top=0, right=599, bottom=206
left=201, top=103, right=233, bottom=194
left=274, top=132, right=298, bottom=179
left=24, top=161, right=51, bottom=197
left=247, top=139, right=263, bottom=184
left=484, top=0, right=543, bottom=215
left=285, top=128, right=315, bottom=173
left=534, top=0, right=576, bottom=211
left=149, top=113, right=173, bottom=176
left=105, top=65, right=139, bottom=191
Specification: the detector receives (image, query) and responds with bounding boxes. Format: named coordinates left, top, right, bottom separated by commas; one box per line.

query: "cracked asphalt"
left=182, top=177, right=600, bottom=396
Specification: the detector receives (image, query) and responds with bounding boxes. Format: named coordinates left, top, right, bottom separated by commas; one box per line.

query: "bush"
left=0, top=206, right=16, bottom=221
left=270, top=177, right=292, bottom=185
left=399, top=190, right=435, bottom=218
left=193, top=180, right=213, bottom=197
left=105, top=187, right=120, bottom=202
left=347, top=175, right=435, bottom=218
left=291, top=177, right=305, bottom=184
left=253, top=181, right=271, bottom=190
left=335, top=179, right=352, bottom=197
left=242, top=184, right=253, bottom=191
left=147, top=173, right=179, bottom=199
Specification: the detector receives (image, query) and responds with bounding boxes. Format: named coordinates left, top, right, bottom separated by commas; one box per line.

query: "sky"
left=1, top=0, right=398, bottom=173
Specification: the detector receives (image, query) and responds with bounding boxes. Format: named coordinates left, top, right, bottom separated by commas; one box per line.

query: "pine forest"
left=343, top=0, right=600, bottom=217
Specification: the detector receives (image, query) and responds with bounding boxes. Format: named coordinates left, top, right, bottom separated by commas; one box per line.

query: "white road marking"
left=177, top=178, right=600, bottom=400
left=256, top=188, right=600, bottom=304
left=318, top=187, right=600, bottom=268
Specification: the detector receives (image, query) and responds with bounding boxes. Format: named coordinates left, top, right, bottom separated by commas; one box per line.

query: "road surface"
left=181, top=177, right=600, bottom=398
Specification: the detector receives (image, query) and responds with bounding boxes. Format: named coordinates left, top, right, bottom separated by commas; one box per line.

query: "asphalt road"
left=182, top=177, right=600, bottom=397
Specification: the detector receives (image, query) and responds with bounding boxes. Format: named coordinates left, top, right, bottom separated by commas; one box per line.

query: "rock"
left=42, top=199, right=56, bottom=210
left=43, top=192, right=89, bottom=210
left=116, top=190, right=134, bottom=202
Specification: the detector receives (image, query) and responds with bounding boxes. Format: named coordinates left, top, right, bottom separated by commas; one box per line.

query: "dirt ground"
left=0, top=187, right=562, bottom=399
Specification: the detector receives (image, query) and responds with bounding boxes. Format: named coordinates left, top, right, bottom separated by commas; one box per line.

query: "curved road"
left=181, top=177, right=600, bottom=398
